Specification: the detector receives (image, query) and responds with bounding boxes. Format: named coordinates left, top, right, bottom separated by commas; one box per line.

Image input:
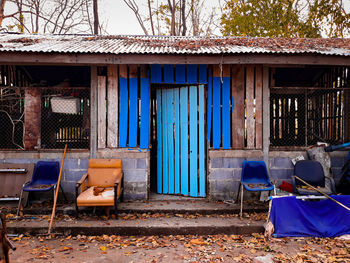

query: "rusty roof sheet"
left=0, top=34, right=349, bottom=56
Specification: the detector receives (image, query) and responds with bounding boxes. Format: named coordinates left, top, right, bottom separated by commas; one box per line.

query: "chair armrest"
left=76, top=173, right=88, bottom=186
left=113, top=170, right=123, bottom=185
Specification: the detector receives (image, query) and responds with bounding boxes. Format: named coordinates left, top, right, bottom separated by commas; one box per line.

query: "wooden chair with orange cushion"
left=75, top=159, right=123, bottom=217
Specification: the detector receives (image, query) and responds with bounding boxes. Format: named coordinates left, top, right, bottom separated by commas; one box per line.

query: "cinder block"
left=60, top=181, right=76, bottom=195
left=64, top=170, right=86, bottom=182
left=4, top=158, right=36, bottom=164
left=122, top=159, right=136, bottom=169
left=269, top=168, right=294, bottom=179
left=209, top=191, right=236, bottom=201
left=136, top=158, right=147, bottom=169
left=331, top=157, right=344, bottom=168
left=272, top=157, right=294, bottom=169
left=79, top=159, right=89, bottom=169
left=214, top=180, right=236, bottom=193
left=210, top=158, right=223, bottom=168
left=209, top=169, right=233, bottom=180
left=223, top=158, right=244, bottom=168
left=123, top=192, right=147, bottom=201
left=124, top=170, right=147, bottom=182
left=232, top=169, right=243, bottom=180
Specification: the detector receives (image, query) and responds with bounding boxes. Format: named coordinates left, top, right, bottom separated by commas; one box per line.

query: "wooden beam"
left=24, top=87, right=41, bottom=150
left=255, top=66, right=263, bottom=149
left=246, top=66, right=255, bottom=149
left=90, top=66, right=98, bottom=157
left=107, top=65, right=118, bottom=148
left=262, top=66, right=270, bottom=166
left=231, top=65, right=245, bottom=149
left=97, top=76, right=106, bottom=149
left=1, top=52, right=349, bottom=66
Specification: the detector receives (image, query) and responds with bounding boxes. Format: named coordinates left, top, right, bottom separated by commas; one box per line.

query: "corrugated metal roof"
left=0, top=34, right=349, bottom=56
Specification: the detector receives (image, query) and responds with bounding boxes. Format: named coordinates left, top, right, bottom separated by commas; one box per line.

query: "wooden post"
left=262, top=66, right=270, bottom=167
left=107, top=65, right=119, bottom=148
left=246, top=66, right=255, bottom=149
left=231, top=65, right=245, bottom=149
left=90, top=66, right=98, bottom=158
left=255, top=66, right=263, bottom=149
left=97, top=75, right=106, bottom=149
left=24, top=87, right=41, bottom=149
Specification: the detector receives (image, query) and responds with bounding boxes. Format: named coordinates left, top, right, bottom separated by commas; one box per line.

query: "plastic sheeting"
left=270, top=196, right=350, bottom=238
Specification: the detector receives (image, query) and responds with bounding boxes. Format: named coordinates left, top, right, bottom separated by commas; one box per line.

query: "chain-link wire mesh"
left=270, top=87, right=348, bottom=147
left=41, top=87, right=90, bottom=149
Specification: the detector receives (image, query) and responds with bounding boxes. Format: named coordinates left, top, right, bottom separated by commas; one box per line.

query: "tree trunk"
left=181, top=0, right=186, bottom=36
left=93, top=0, right=99, bottom=34
left=0, top=0, right=7, bottom=27
left=147, top=0, right=155, bottom=35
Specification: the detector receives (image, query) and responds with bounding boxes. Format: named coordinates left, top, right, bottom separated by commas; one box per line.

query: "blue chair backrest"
left=241, top=160, right=270, bottom=184
left=294, top=160, right=325, bottom=187
left=31, top=161, right=60, bottom=185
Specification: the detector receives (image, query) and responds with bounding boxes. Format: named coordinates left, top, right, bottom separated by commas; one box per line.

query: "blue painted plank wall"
left=222, top=77, right=231, bottom=149
left=140, top=77, right=150, bottom=149
left=162, top=89, right=168, bottom=193
left=175, top=65, right=186, bottom=84
left=164, top=65, right=174, bottom=83
left=213, top=77, right=221, bottom=148
left=180, top=87, right=189, bottom=195
left=156, top=89, right=163, bottom=193
left=208, top=73, right=213, bottom=148
left=167, top=89, right=175, bottom=194
left=119, top=77, right=128, bottom=147
left=174, top=88, right=180, bottom=194
left=151, top=64, right=162, bottom=83
left=198, top=85, right=205, bottom=197
left=187, top=65, right=197, bottom=84
left=198, top=65, right=207, bottom=83
left=189, top=86, right=198, bottom=197
left=128, top=77, right=138, bottom=147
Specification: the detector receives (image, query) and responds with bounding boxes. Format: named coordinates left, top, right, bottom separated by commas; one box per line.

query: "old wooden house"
left=0, top=34, right=349, bottom=201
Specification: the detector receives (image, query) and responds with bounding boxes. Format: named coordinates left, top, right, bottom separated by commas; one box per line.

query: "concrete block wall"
left=0, top=149, right=150, bottom=201
left=208, top=150, right=349, bottom=201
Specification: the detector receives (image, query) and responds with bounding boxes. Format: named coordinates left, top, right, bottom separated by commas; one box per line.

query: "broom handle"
left=48, top=144, right=67, bottom=234
left=294, top=176, right=350, bottom=212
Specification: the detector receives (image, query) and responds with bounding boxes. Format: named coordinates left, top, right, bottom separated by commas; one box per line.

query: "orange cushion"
left=87, top=168, right=122, bottom=187
left=77, top=187, right=115, bottom=206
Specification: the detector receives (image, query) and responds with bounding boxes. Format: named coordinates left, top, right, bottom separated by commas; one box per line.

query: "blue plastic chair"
left=292, top=160, right=336, bottom=195
left=238, top=161, right=274, bottom=217
left=17, top=161, right=66, bottom=215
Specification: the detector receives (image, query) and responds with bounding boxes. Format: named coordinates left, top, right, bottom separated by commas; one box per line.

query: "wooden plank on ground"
left=140, top=66, right=150, bottom=149
left=107, top=65, right=118, bottom=148
left=97, top=75, right=106, bottom=149
left=231, top=65, right=245, bottom=149
left=246, top=66, right=255, bottom=149
left=255, top=66, right=263, bottom=149
left=24, top=87, right=41, bottom=149
left=119, top=65, right=128, bottom=147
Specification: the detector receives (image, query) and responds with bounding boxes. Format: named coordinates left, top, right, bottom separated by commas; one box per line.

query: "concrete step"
left=15, top=200, right=268, bottom=216
left=6, top=215, right=265, bottom=236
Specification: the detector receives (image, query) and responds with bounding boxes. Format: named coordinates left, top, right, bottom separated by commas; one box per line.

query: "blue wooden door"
left=156, top=85, right=205, bottom=197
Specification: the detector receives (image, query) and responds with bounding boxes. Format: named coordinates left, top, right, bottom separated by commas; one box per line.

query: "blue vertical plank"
left=119, top=77, right=128, bottom=147
left=180, top=87, right=188, bottom=195
left=156, top=89, right=163, bottom=193
left=167, top=89, right=175, bottom=194
left=207, top=72, right=213, bottom=148
left=187, top=65, right=197, bottom=84
left=189, top=86, right=198, bottom=197
left=213, top=77, right=221, bottom=149
left=198, top=85, right=205, bottom=197
left=128, top=77, right=138, bottom=147
left=198, top=65, right=207, bottom=83
left=174, top=88, right=180, bottom=194
left=175, top=65, right=186, bottom=84
left=140, top=77, right=150, bottom=149
left=164, top=65, right=174, bottom=83
left=162, top=89, right=168, bottom=193
left=151, top=64, right=162, bottom=83
left=222, top=77, right=231, bottom=149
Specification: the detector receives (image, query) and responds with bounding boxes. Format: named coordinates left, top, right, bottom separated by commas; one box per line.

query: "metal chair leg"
left=236, top=182, right=241, bottom=203
left=240, top=184, right=244, bottom=218
left=16, top=188, right=25, bottom=216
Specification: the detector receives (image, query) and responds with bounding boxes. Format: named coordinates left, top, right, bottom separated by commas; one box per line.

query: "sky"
left=101, top=0, right=222, bottom=35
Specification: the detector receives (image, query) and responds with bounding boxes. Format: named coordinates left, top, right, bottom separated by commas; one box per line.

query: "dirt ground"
left=9, top=234, right=350, bottom=263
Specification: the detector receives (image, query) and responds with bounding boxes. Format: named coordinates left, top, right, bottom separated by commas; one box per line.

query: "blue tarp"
left=270, top=196, right=350, bottom=238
